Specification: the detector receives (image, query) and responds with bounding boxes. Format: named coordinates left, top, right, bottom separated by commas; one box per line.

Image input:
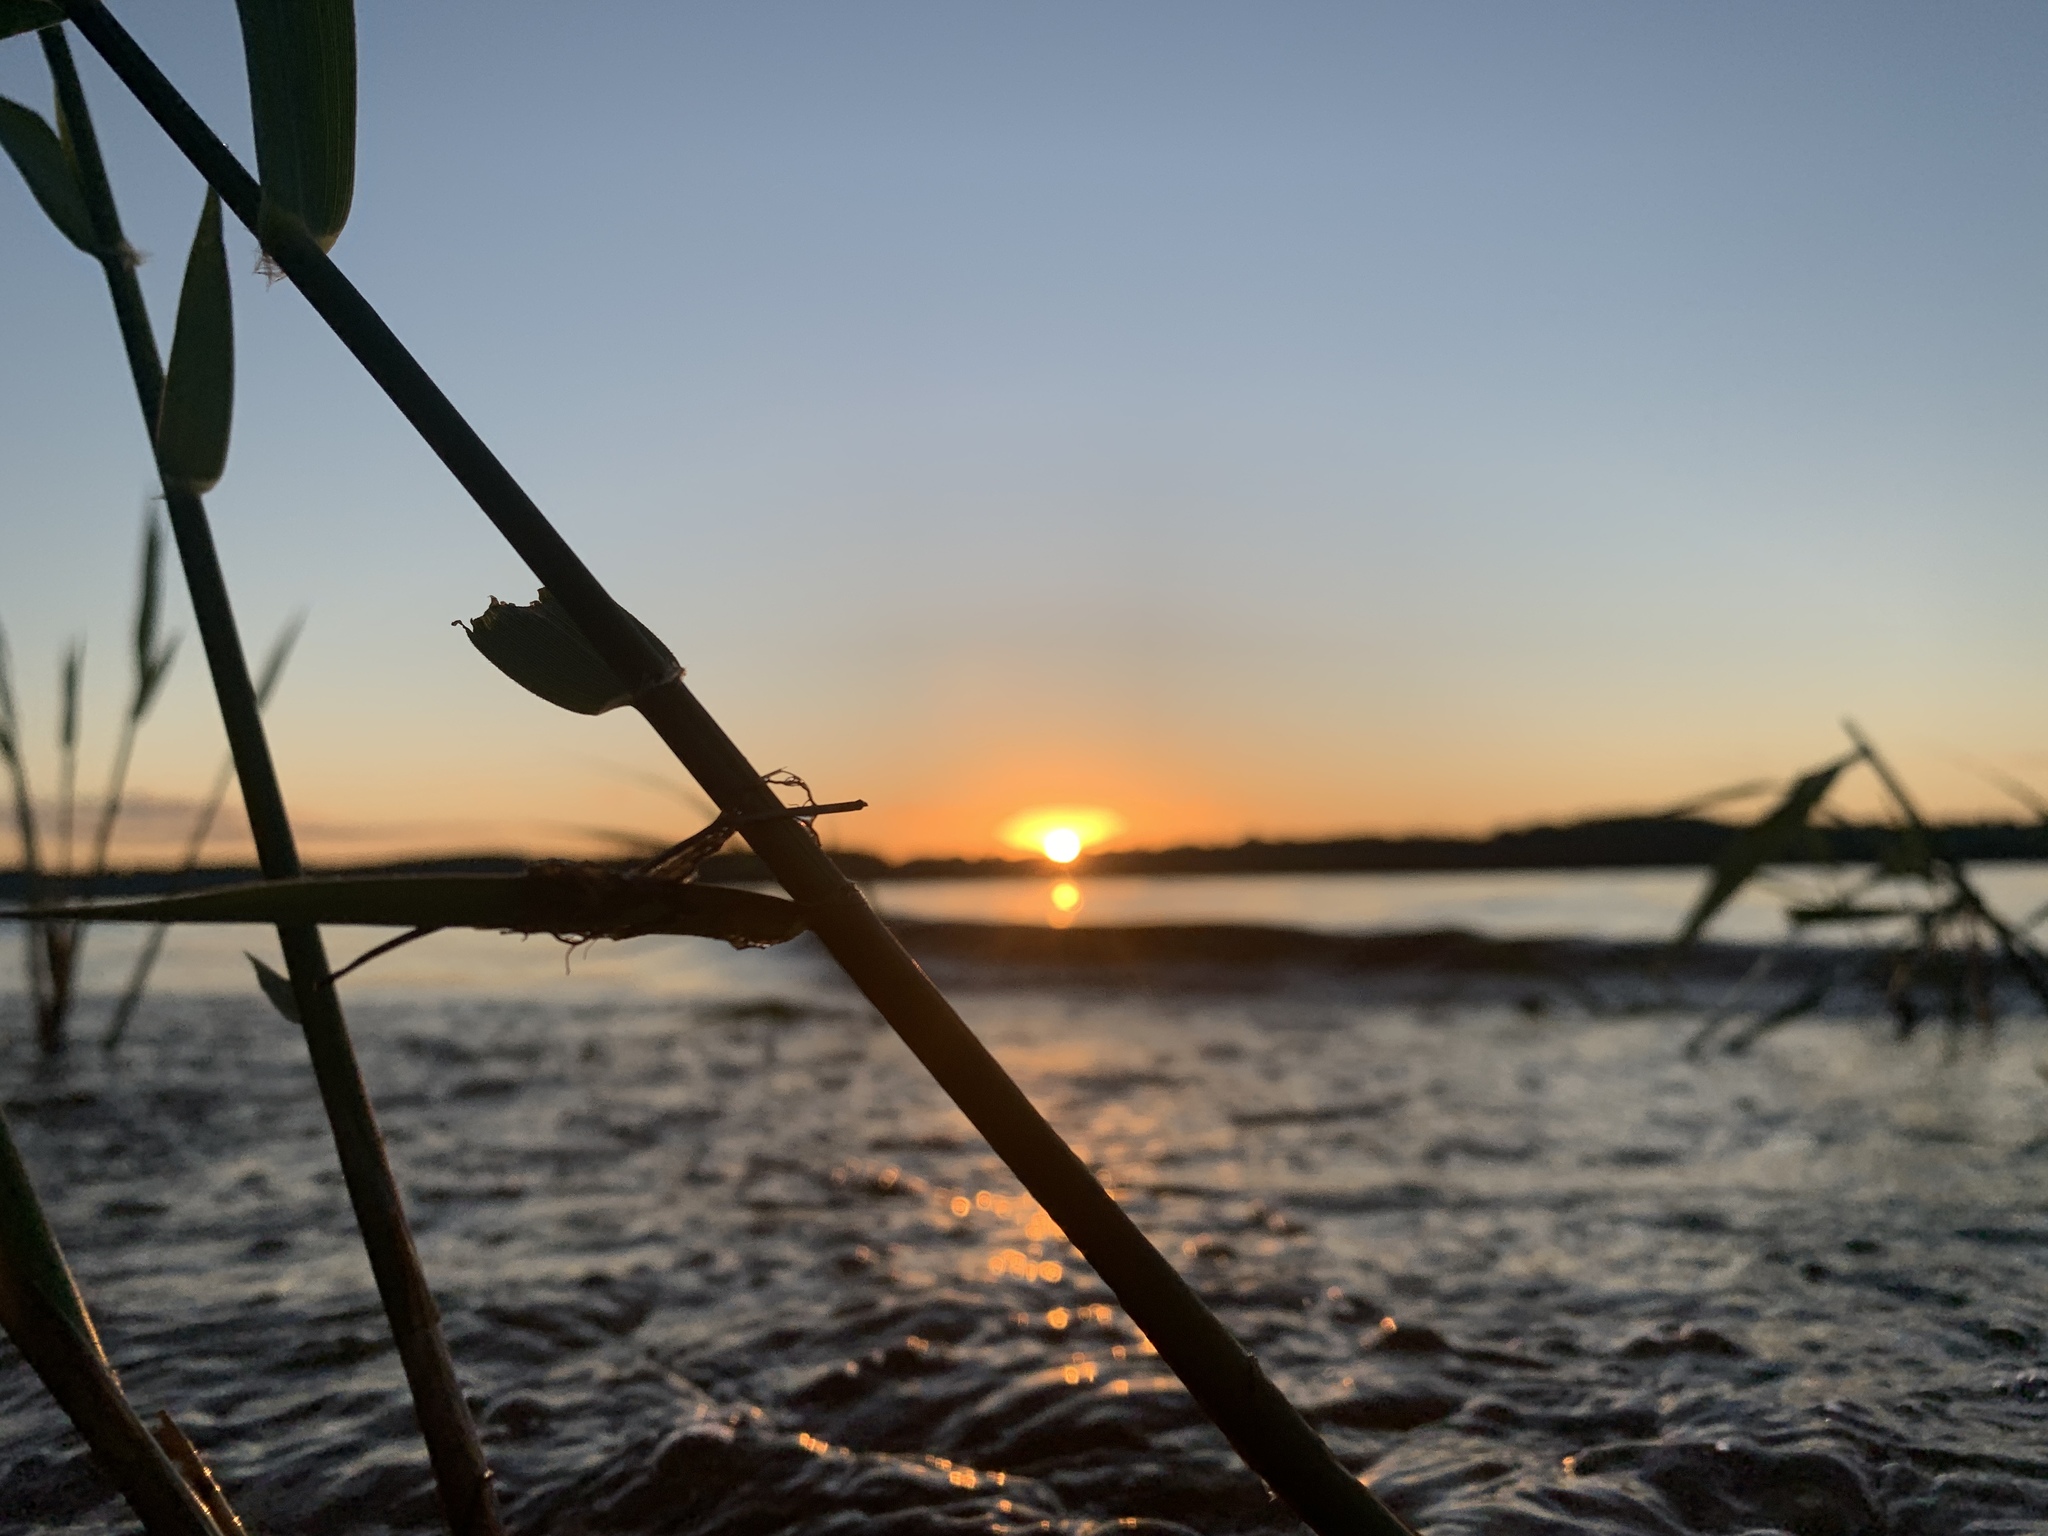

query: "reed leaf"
left=46, top=23, right=506, bottom=1526
left=0, top=1114, right=228, bottom=1536
left=1673, top=753, right=1854, bottom=949
left=0, top=1112, right=103, bottom=1360
left=18, top=868, right=808, bottom=948
left=235, top=0, right=354, bottom=251
left=0, top=0, right=58, bottom=39
left=0, top=94, right=94, bottom=251
left=464, top=589, right=678, bottom=715
left=246, top=953, right=299, bottom=1024
left=156, top=193, right=234, bottom=494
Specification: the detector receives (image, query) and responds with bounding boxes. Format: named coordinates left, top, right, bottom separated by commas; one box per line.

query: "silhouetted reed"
left=0, top=1106, right=243, bottom=1533
left=1, top=3, right=1421, bottom=1531
left=0, top=517, right=178, bottom=1051
left=4, top=13, right=501, bottom=1531
left=1678, top=720, right=2048, bottom=1055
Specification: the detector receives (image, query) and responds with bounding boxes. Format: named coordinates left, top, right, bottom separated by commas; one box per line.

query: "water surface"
left=0, top=880, right=2043, bottom=1533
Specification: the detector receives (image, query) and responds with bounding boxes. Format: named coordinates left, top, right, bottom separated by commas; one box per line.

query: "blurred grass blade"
left=1673, top=753, right=1854, bottom=949
left=0, top=623, right=48, bottom=1023
left=464, top=589, right=679, bottom=715
left=0, top=0, right=60, bottom=40
left=24, top=869, right=808, bottom=948
left=132, top=515, right=178, bottom=716
left=104, top=615, right=304, bottom=1051
left=235, top=0, right=354, bottom=251
left=246, top=953, right=299, bottom=1023
left=58, top=639, right=81, bottom=756
left=155, top=193, right=234, bottom=494
left=0, top=95, right=94, bottom=250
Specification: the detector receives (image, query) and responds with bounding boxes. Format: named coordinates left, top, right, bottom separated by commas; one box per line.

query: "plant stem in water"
left=42, top=26, right=502, bottom=1536
left=56, top=9, right=1412, bottom=1530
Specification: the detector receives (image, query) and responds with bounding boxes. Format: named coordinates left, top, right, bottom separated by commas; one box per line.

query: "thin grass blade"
left=0, top=94, right=94, bottom=250
left=234, top=0, right=354, bottom=251
left=156, top=193, right=234, bottom=494
left=464, top=589, right=678, bottom=715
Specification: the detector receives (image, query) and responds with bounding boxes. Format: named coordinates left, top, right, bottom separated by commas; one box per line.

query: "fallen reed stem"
left=42, top=24, right=502, bottom=1535
left=57, top=7, right=1414, bottom=1529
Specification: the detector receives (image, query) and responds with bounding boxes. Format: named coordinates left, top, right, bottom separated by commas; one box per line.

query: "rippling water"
left=1, top=906, right=2046, bottom=1533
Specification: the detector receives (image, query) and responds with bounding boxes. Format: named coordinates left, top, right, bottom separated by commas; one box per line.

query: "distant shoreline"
left=5, top=814, right=2046, bottom=896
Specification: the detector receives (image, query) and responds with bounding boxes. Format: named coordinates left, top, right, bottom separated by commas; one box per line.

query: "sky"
left=2, top=2, right=2046, bottom=863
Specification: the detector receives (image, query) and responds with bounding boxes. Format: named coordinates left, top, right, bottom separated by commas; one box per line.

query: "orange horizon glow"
left=998, top=806, right=1123, bottom=864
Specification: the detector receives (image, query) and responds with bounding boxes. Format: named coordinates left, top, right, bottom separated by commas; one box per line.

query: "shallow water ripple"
left=0, top=977, right=2043, bottom=1534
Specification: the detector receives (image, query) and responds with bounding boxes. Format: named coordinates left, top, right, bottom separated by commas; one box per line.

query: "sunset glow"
left=999, top=807, right=1123, bottom=863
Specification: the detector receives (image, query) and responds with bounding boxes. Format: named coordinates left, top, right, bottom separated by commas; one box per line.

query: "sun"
left=1041, top=827, right=1083, bottom=864
left=998, top=806, right=1122, bottom=863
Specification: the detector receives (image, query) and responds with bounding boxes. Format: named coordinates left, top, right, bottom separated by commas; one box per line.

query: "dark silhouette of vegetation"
left=3, top=4, right=1416, bottom=1534
left=0, top=516, right=177, bottom=1053
left=4, top=9, right=499, bottom=1531
left=1677, top=722, right=2048, bottom=1055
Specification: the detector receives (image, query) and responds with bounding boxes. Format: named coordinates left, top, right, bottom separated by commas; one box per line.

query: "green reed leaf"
left=1674, top=753, right=1854, bottom=949
left=246, top=953, right=300, bottom=1023
left=156, top=193, right=234, bottom=494
left=0, top=1114, right=102, bottom=1357
left=235, top=0, right=355, bottom=252
left=23, top=868, right=808, bottom=950
left=463, top=589, right=678, bottom=716
left=0, top=1, right=60, bottom=44
left=0, top=95, right=94, bottom=252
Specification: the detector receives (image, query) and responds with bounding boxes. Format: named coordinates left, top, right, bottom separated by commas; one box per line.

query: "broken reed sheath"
left=39, top=26, right=503, bottom=1536
left=55, top=6, right=1414, bottom=1531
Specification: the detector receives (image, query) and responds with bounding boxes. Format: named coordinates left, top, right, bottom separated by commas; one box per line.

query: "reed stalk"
left=103, top=614, right=300, bottom=1051
left=26, top=518, right=182, bottom=1052
left=0, top=625, right=54, bottom=1024
left=38, top=639, right=84, bottom=1049
left=0, top=1110, right=233, bottom=1535
left=55, top=8, right=1415, bottom=1530
left=40, top=26, right=502, bottom=1536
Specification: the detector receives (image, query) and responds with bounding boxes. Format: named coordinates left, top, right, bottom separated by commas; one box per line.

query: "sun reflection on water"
left=1048, top=879, right=1083, bottom=928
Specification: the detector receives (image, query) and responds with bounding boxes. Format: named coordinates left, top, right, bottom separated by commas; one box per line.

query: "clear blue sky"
left=2, top=3, right=2045, bottom=859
